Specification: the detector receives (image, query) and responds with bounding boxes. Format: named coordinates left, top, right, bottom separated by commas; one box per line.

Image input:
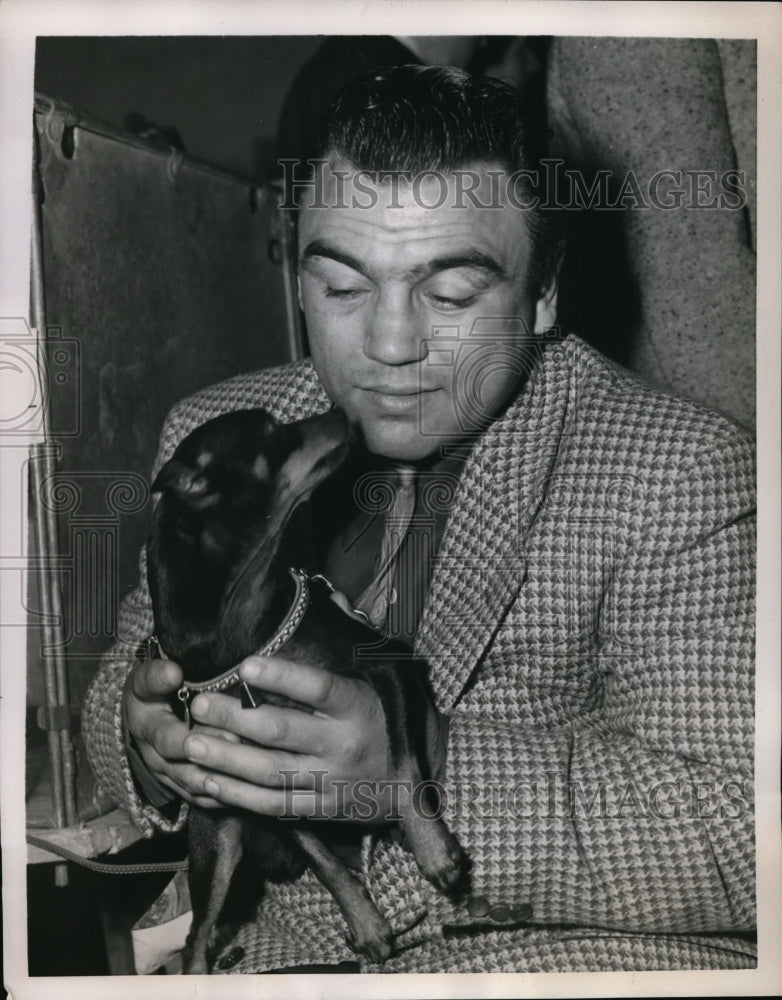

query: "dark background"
left=35, top=36, right=323, bottom=178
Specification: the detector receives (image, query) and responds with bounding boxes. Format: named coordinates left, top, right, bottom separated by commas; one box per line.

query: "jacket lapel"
left=415, top=340, right=575, bottom=710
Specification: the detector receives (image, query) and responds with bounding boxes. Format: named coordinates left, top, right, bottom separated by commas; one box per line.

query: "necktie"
left=353, top=464, right=416, bottom=629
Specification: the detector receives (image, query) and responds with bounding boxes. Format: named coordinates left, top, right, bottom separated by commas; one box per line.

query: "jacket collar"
left=414, top=338, right=575, bottom=710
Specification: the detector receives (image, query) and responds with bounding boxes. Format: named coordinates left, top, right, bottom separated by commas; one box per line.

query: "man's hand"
left=123, top=657, right=237, bottom=809
left=180, top=654, right=393, bottom=821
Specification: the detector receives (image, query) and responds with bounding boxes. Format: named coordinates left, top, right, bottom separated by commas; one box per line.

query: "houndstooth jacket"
left=82, top=335, right=757, bottom=973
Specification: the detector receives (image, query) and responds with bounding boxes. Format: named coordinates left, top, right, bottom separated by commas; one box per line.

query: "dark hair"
left=312, top=64, right=559, bottom=282
left=319, top=65, right=533, bottom=173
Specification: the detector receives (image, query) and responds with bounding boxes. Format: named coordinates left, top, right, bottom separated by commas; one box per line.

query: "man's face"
left=297, top=158, right=555, bottom=461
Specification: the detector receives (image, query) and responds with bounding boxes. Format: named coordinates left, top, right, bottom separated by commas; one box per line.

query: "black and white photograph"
left=1, top=2, right=780, bottom=997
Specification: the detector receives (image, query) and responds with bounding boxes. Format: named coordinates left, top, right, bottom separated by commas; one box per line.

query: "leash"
left=26, top=833, right=188, bottom=875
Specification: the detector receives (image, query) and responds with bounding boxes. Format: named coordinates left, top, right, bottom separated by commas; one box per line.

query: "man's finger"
left=191, top=723, right=242, bottom=744
left=201, top=772, right=310, bottom=816
left=237, top=655, right=350, bottom=713
left=183, top=731, right=316, bottom=786
left=148, top=717, right=189, bottom=762
left=154, top=756, right=218, bottom=799
left=129, top=658, right=183, bottom=701
left=157, top=772, right=224, bottom=809
left=189, top=695, right=330, bottom=753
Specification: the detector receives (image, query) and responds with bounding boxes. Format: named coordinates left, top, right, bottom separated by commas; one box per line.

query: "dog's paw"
left=417, top=827, right=464, bottom=893
left=182, top=942, right=209, bottom=976
left=344, top=910, right=394, bottom=964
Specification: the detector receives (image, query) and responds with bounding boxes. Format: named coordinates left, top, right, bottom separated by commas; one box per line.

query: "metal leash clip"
left=177, top=686, right=194, bottom=727
left=136, top=634, right=162, bottom=663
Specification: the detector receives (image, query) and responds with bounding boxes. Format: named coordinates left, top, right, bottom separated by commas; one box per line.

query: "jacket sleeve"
left=363, top=425, right=756, bottom=938
left=82, top=404, right=190, bottom=837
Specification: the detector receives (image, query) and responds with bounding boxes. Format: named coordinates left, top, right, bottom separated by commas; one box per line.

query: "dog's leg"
left=394, top=753, right=464, bottom=892
left=290, top=827, right=394, bottom=963
left=367, top=665, right=464, bottom=892
left=184, top=812, right=245, bottom=974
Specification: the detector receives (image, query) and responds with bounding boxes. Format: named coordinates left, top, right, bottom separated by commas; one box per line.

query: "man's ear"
left=533, top=254, right=564, bottom=334
left=296, top=273, right=304, bottom=312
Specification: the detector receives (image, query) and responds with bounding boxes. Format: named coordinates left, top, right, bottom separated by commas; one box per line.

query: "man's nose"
left=363, top=290, right=425, bottom=366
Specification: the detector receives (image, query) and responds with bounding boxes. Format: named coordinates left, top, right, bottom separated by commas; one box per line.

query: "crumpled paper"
left=131, top=870, right=192, bottom=974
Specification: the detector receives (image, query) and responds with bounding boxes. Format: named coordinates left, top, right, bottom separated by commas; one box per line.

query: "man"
left=83, top=66, right=756, bottom=973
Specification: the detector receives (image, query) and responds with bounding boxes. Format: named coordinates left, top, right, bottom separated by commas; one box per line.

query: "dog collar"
left=165, top=566, right=311, bottom=726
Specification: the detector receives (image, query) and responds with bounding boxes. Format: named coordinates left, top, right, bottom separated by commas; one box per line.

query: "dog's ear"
left=152, top=458, right=210, bottom=501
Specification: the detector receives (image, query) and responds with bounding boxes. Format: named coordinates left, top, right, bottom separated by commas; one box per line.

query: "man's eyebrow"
left=299, top=241, right=507, bottom=282
left=299, top=240, right=369, bottom=276
left=412, top=250, right=507, bottom=281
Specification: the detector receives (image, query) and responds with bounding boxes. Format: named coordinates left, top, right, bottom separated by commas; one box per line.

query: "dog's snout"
left=152, top=458, right=185, bottom=495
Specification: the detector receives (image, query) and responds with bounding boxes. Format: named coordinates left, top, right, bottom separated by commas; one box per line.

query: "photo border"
left=1, top=2, right=779, bottom=997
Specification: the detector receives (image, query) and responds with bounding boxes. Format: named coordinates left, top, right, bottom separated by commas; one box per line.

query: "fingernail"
left=186, top=736, right=206, bottom=760
left=240, top=658, right=262, bottom=682
left=191, top=695, right=209, bottom=718
left=205, top=778, right=220, bottom=796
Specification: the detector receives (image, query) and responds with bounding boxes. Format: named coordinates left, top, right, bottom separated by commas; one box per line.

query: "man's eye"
left=324, top=286, right=366, bottom=300
left=427, top=292, right=478, bottom=311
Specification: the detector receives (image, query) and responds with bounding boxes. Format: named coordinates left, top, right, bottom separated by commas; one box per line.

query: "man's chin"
left=357, top=421, right=445, bottom=463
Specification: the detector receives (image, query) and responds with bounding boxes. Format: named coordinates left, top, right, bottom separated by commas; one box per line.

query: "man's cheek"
left=308, top=335, right=345, bottom=386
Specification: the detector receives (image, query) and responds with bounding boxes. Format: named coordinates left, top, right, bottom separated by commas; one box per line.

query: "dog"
left=145, top=407, right=464, bottom=973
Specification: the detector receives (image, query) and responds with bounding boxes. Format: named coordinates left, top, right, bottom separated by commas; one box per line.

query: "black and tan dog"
left=146, top=407, right=463, bottom=973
